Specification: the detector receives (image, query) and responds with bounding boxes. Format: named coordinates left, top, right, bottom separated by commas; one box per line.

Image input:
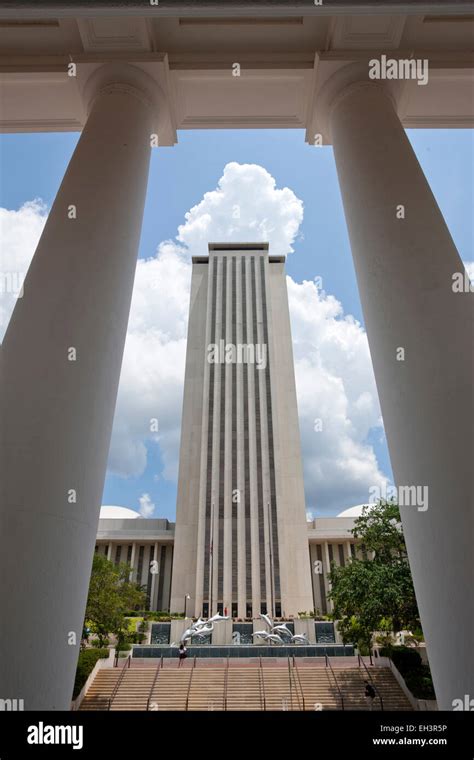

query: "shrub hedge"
left=124, top=610, right=174, bottom=619
left=382, top=646, right=422, bottom=670
left=380, top=645, right=435, bottom=700
left=73, top=648, right=109, bottom=699
left=116, top=642, right=132, bottom=652
left=403, top=664, right=436, bottom=700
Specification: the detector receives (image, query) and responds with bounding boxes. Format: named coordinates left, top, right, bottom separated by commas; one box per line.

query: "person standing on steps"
left=178, top=642, right=187, bottom=668
left=364, top=680, right=376, bottom=710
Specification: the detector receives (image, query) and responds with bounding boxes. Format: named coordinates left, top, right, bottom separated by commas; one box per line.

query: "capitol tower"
left=170, top=243, right=313, bottom=619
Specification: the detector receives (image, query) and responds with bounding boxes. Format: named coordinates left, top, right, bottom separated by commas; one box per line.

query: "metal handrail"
left=287, top=656, right=294, bottom=711
left=146, top=655, right=163, bottom=711
left=292, top=655, right=306, bottom=711
left=358, top=653, right=384, bottom=711
left=259, top=656, right=266, bottom=711
left=185, top=656, right=196, bottom=711
left=108, top=654, right=131, bottom=710
left=224, top=656, right=229, bottom=711
left=325, top=653, right=345, bottom=710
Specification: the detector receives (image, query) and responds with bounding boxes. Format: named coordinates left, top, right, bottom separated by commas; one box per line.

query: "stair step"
left=79, top=665, right=413, bottom=711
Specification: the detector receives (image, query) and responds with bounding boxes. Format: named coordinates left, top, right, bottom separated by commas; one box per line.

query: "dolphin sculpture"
left=207, top=613, right=230, bottom=624
left=252, top=630, right=271, bottom=640
left=273, top=624, right=293, bottom=638
left=180, top=621, right=208, bottom=645
left=259, top=613, right=274, bottom=631
left=179, top=614, right=228, bottom=645
left=180, top=625, right=197, bottom=644
left=290, top=634, right=309, bottom=645
left=252, top=630, right=285, bottom=644
left=265, top=634, right=284, bottom=645
left=193, top=624, right=214, bottom=637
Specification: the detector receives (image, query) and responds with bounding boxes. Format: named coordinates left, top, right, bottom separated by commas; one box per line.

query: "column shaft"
left=330, top=82, right=473, bottom=709
left=150, top=541, right=159, bottom=611
left=0, top=76, right=153, bottom=709
left=322, top=541, right=333, bottom=613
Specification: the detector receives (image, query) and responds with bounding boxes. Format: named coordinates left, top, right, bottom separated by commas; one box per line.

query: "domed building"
left=337, top=503, right=376, bottom=519
left=96, top=505, right=175, bottom=612
left=95, top=502, right=371, bottom=617
left=99, top=505, right=142, bottom=520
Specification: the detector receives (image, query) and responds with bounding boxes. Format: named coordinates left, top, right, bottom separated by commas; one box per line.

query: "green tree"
left=329, top=500, right=420, bottom=650
left=85, top=553, right=146, bottom=647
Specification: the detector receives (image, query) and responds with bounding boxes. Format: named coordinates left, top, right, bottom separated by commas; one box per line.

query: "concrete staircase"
left=79, top=661, right=412, bottom=712
left=79, top=668, right=120, bottom=711
left=334, top=667, right=412, bottom=710
left=260, top=667, right=290, bottom=711
left=226, top=667, right=263, bottom=711
left=109, top=668, right=156, bottom=711
left=148, top=667, right=191, bottom=711
left=297, top=666, right=344, bottom=710
left=188, top=668, right=226, bottom=711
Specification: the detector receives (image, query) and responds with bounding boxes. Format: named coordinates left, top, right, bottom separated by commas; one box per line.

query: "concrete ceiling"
left=0, top=1, right=472, bottom=15
left=0, top=4, right=472, bottom=142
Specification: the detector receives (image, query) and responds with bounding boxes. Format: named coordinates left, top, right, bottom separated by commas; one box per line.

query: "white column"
left=344, top=541, right=352, bottom=564
left=326, top=71, right=473, bottom=709
left=309, top=543, right=322, bottom=614
left=162, top=544, right=174, bottom=612
left=322, top=541, right=333, bottom=613
left=0, top=64, right=160, bottom=710
left=150, top=541, right=159, bottom=611
left=129, top=541, right=137, bottom=582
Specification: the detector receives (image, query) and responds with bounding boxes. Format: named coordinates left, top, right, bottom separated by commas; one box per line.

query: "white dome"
left=100, top=505, right=141, bottom=520
left=337, top=503, right=377, bottom=518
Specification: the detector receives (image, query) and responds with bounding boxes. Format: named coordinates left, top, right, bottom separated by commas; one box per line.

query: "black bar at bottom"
left=0, top=711, right=473, bottom=758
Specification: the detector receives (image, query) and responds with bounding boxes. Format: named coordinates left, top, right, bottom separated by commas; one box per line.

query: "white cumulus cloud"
left=107, top=242, right=189, bottom=481
left=287, top=276, right=388, bottom=514
left=177, top=161, right=303, bottom=258
left=138, top=493, right=155, bottom=518
left=0, top=200, right=47, bottom=341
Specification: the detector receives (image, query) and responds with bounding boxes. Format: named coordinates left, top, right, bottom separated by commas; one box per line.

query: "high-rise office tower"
left=170, top=243, right=313, bottom=618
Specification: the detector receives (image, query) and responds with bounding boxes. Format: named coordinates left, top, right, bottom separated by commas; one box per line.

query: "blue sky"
left=1, top=127, right=472, bottom=519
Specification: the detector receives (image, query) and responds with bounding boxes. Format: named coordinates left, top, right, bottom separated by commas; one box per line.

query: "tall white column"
left=0, top=64, right=160, bottom=710
left=322, top=541, right=333, bottom=613
left=322, top=69, right=473, bottom=709
left=344, top=541, right=352, bottom=564
left=129, top=541, right=137, bottom=582
left=150, top=541, right=159, bottom=611
left=309, top=543, right=323, bottom=615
